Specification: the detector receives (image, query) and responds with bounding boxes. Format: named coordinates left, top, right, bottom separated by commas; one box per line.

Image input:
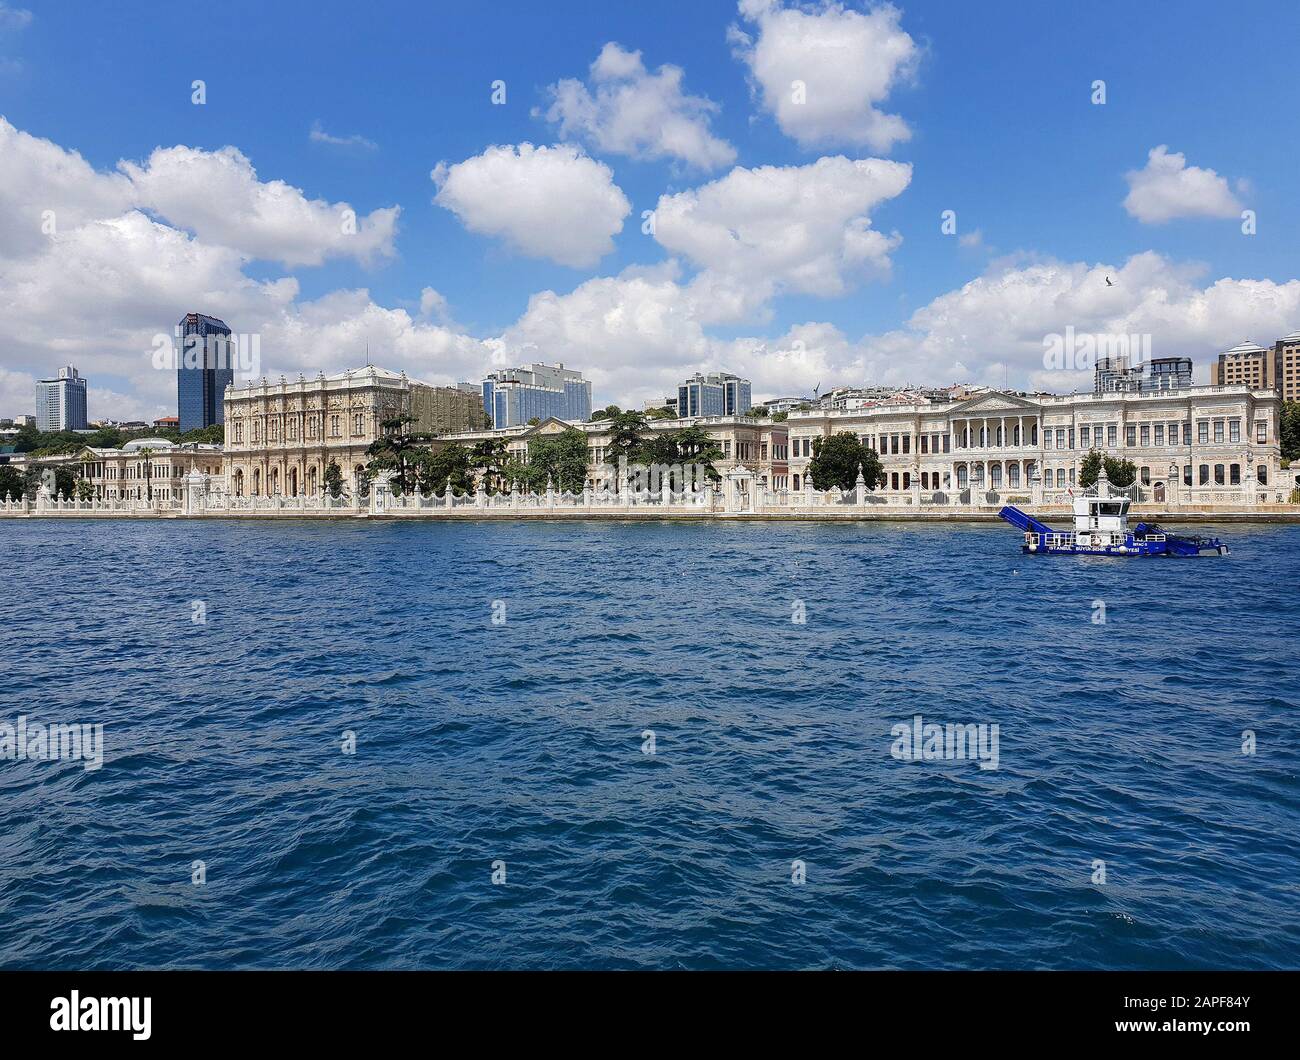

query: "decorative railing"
left=2, top=478, right=1293, bottom=517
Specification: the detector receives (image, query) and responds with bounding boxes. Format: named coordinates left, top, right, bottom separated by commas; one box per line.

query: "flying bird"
left=1105, top=276, right=1114, bottom=287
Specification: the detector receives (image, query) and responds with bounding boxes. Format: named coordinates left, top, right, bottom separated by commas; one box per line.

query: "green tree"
left=76, top=479, right=94, bottom=501
left=745, top=406, right=768, bottom=417
left=470, top=438, right=509, bottom=492
left=589, top=404, right=622, bottom=421
left=1103, top=455, right=1137, bottom=487
left=1077, top=450, right=1135, bottom=489
left=1281, top=401, right=1300, bottom=462
left=1078, top=450, right=1105, bottom=488
left=507, top=428, right=589, bottom=493
left=603, top=409, right=648, bottom=474
left=645, top=405, right=676, bottom=420
left=808, top=433, right=882, bottom=491
left=322, top=460, right=345, bottom=499
left=662, top=424, right=724, bottom=482
left=416, top=444, right=475, bottom=495
left=0, top=464, right=25, bottom=500
left=364, top=415, right=432, bottom=494
left=772, top=411, right=788, bottom=423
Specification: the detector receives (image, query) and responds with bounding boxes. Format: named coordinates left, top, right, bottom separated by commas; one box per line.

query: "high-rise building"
left=481, top=363, right=592, bottom=428
left=177, top=313, right=236, bottom=433
left=676, top=372, right=752, bottom=418
left=1144, top=356, right=1193, bottom=392
left=1096, top=355, right=1193, bottom=394
left=36, top=366, right=88, bottom=431
left=1273, top=332, right=1300, bottom=401
left=1094, top=356, right=1142, bottom=394
left=1210, top=340, right=1280, bottom=392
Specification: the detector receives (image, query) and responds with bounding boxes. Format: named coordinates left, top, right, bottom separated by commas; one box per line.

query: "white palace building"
left=784, top=384, right=1285, bottom=504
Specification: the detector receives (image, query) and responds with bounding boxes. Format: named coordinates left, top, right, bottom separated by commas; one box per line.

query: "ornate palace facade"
left=786, top=385, right=1284, bottom=503
left=221, top=366, right=484, bottom=498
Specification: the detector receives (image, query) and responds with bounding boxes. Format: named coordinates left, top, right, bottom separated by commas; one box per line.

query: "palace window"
left=902, top=435, right=910, bottom=454
left=1230, top=464, right=1240, bottom=485
left=1199, top=464, right=1209, bottom=485
left=1198, top=421, right=1209, bottom=443
left=920, top=435, right=928, bottom=454
left=1141, top=466, right=1150, bottom=485
left=353, top=412, right=364, bottom=435
left=330, top=415, right=341, bottom=437
left=1080, top=426, right=1091, bottom=447
left=1126, top=425, right=1136, bottom=447
left=1256, top=420, right=1267, bottom=443
left=234, top=421, right=243, bottom=443
left=1182, top=423, right=1191, bottom=446
left=1258, top=465, right=1268, bottom=485
left=1213, top=420, right=1224, bottom=443
left=252, top=422, right=259, bottom=443
left=1214, top=464, right=1225, bottom=485
left=269, top=420, right=278, bottom=441
left=943, top=433, right=951, bottom=453
left=1107, top=425, right=1117, bottom=447
left=1154, top=424, right=1163, bottom=446
left=1229, top=419, right=1240, bottom=443
left=1044, top=431, right=1053, bottom=450
left=1140, top=425, right=1150, bottom=446
left=1183, top=465, right=1192, bottom=486
left=1068, top=428, right=1074, bottom=449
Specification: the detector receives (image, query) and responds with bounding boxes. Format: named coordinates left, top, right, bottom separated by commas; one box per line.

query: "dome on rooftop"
left=122, top=437, right=176, bottom=452
left=1223, top=339, right=1266, bottom=355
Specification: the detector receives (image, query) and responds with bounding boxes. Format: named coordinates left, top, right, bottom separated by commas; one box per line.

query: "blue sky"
left=1, top=0, right=1298, bottom=419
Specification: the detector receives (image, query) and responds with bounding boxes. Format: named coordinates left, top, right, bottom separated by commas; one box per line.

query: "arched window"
left=957, top=466, right=968, bottom=488
left=991, top=464, right=1002, bottom=488
left=1008, top=464, right=1020, bottom=488
left=252, top=468, right=261, bottom=496
left=1214, top=464, right=1225, bottom=485
left=792, top=474, right=800, bottom=491
left=1198, top=464, right=1209, bottom=485
left=1257, top=465, right=1268, bottom=485
left=1140, top=466, right=1150, bottom=485
left=1056, top=468, right=1066, bottom=488
left=1229, top=464, right=1240, bottom=485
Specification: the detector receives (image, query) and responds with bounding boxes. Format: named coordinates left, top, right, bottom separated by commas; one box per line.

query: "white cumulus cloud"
left=540, top=42, right=736, bottom=171
left=729, top=0, right=919, bottom=152
left=431, top=143, right=631, bottom=268
left=1123, top=145, right=1243, bottom=224
left=653, top=155, right=912, bottom=310
left=120, top=145, right=398, bottom=266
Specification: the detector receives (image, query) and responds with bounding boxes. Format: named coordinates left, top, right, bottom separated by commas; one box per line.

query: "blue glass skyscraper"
left=177, top=313, right=235, bottom=433
left=481, top=363, right=592, bottom=428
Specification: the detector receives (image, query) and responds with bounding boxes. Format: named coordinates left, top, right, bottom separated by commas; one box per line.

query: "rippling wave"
left=1, top=518, right=1297, bottom=969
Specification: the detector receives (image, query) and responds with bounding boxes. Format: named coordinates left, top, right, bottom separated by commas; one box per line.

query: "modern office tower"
left=676, top=372, right=752, bottom=418
left=177, top=313, right=236, bottom=432
left=1210, top=340, right=1280, bottom=392
left=1094, top=356, right=1143, bottom=394
left=1096, top=355, right=1193, bottom=394
left=1143, top=357, right=1193, bottom=392
left=1272, top=332, right=1300, bottom=401
left=35, top=366, right=88, bottom=431
left=481, top=363, right=592, bottom=428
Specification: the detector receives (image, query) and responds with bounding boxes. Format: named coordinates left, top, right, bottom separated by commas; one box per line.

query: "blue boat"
left=998, top=468, right=1228, bottom=557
